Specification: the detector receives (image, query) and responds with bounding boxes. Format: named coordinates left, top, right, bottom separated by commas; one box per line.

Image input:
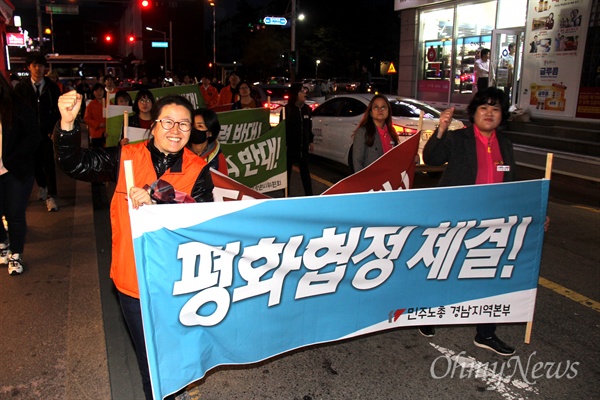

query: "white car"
left=310, top=94, right=465, bottom=170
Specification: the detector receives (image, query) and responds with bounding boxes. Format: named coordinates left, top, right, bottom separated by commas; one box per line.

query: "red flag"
left=210, top=169, right=270, bottom=201
left=321, top=133, right=420, bottom=195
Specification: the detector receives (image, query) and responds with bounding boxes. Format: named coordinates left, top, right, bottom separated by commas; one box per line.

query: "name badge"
left=497, top=165, right=510, bottom=172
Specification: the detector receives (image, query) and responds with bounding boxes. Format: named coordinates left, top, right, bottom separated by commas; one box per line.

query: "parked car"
left=300, top=78, right=316, bottom=94
left=331, top=77, right=357, bottom=93
left=310, top=93, right=465, bottom=170
left=254, top=84, right=319, bottom=126
left=367, top=77, right=390, bottom=94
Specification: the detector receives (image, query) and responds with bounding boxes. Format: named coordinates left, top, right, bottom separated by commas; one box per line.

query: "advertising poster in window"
left=521, top=0, right=591, bottom=118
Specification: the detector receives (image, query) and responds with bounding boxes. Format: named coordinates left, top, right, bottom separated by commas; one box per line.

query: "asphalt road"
left=100, top=157, right=599, bottom=399
left=1, top=155, right=596, bottom=400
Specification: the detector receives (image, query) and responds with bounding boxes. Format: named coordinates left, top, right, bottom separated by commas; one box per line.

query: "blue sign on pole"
left=152, top=41, right=169, bottom=48
left=264, top=16, right=288, bottom=26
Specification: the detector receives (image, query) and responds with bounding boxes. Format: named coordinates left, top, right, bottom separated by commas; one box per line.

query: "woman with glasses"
left=352, top=94, right=399, bottom=172
left=53, top=92, right=214, bottom=399
left=129, top=88, right=155, bottom=131
left=231, top=81, right=260, bottom=110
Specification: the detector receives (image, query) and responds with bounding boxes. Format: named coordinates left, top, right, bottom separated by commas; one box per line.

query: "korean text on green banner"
left=220, top=120, right=287, bottom=193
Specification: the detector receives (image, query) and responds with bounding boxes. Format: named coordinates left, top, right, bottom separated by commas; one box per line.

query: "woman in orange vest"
left=54, top=92, right=214, bottom=399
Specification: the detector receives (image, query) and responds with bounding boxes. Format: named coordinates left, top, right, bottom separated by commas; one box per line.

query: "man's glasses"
left=139, top=98, right=152, bottom=104
left=155, top=118, right=192, bottom=132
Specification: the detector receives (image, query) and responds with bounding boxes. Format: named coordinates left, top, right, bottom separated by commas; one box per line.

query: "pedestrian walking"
left=14, top=52, right=61, bottom=212
left=0, top=72, right=41, bottom=275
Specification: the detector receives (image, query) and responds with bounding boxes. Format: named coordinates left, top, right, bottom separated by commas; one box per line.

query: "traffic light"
left=128, top=34, right=136, bottom=43
left=141, top=0, right=151, bottom=9
left=104, top=34, right=113, bottom=43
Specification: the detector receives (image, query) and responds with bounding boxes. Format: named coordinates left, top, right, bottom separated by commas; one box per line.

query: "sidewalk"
left=0, top=168, right=111, bottom=398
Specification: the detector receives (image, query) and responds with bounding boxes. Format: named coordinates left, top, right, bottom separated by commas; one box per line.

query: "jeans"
left=117, top=291, right=153, bottom=400
left=0, top=173, right=34, bottom=254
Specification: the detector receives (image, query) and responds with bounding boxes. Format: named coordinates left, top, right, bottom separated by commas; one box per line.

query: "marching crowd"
left=1, top=50, right=545, bottom=399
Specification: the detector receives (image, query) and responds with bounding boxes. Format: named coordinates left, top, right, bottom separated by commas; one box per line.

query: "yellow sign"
left=387, top=62, right=397, bottom=74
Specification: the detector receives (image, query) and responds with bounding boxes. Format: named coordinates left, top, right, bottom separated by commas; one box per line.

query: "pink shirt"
left=377, top=126, right=394, bottom=154
left=474, top=126, right=504, bottom=184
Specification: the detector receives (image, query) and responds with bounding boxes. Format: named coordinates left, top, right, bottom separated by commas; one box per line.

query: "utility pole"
left=290, top=0, right=296, bottom=82
left=36, top=0, right=43, bottom=51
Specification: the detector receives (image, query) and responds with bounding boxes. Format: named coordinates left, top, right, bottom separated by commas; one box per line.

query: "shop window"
left=420, top=8, right=453, bottom=82
left=451, top=2, right=496, bottom=98
left=418, top=7, right=454, bottom=102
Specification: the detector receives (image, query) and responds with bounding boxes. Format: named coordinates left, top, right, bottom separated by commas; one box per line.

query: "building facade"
left=395, top=0, right=600, bottom=121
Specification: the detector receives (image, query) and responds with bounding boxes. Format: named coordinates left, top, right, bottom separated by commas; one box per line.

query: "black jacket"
left=53, top=123, right=214, bottom=202
left=14, top=77, right=61, bottom=137
left=2, top=95, right=41, bottom=181
left=281, top=102, right=313, bottom=158
left=423, top=124, right=517, bottom=186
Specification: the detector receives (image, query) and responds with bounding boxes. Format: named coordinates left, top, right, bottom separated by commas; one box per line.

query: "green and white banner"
left=216, top=108, right=272, bottom=144
left=221, top=120, right=287, bottom=193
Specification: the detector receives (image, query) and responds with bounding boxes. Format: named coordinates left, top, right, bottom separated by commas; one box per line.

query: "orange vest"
left=110, top=142, right=207, bottom=298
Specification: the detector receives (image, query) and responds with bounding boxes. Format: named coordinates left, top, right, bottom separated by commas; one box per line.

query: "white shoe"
left=46, top=196, right=59, bottom=212
left=0, top=241, right=9, bottom=264
left=38, top=187, right=48, bottom=200
left=8, top=253, right=23, bottom=275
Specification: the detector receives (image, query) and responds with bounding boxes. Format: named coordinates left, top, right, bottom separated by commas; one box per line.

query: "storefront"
left=0, top=0, right=16, bottom=77
left=395, top=0, right=599, bottom=121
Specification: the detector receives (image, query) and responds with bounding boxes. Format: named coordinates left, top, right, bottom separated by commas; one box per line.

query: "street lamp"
left=209, top=1, right=216, bottom=73
left=315, top=59, right=321, bottom=78
left=146, top=26, right=168, bottom=74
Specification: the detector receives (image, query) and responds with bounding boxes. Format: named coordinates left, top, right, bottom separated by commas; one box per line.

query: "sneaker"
left=46, top=196, right=59, bottom=212
left=0, top=241, right=9, bottom=264
left=474, top=334, right=515, bottom=356
left=419, top=326, right=436, bottom=338
left=8, top=253, right=23, bottom=275
left=38, top=187, right=48, bottom=200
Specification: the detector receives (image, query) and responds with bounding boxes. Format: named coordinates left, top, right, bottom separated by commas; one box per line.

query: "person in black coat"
left=280, top=83, right=314, bottom=196
left=421, top=87, right=517, bottom=356
left=14, top=52, right=62, bottom=211
left=0, top=73, right=42, bottom=275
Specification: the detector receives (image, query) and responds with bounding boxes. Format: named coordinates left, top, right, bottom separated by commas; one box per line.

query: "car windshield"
left=390, top=99, right=440, bottom=119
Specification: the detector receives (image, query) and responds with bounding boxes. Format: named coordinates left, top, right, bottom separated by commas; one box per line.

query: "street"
left=109, top=157, right=600, bottom=399
left=0, top=156, right=598, bottom=400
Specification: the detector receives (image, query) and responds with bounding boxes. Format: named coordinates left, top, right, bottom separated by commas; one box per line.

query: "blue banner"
left=130, top=180, right=549, bottom=399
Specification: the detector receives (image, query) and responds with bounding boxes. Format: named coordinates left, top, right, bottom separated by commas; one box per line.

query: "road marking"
left=572, top=205, right=600, bottom=213
left=430, top=344, right=539, bottom=399
left=539, top=277, right=600, bottom=312
left=310, top=172, right=334, bottom=187
left=291, top=166, right=335, bottom=187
